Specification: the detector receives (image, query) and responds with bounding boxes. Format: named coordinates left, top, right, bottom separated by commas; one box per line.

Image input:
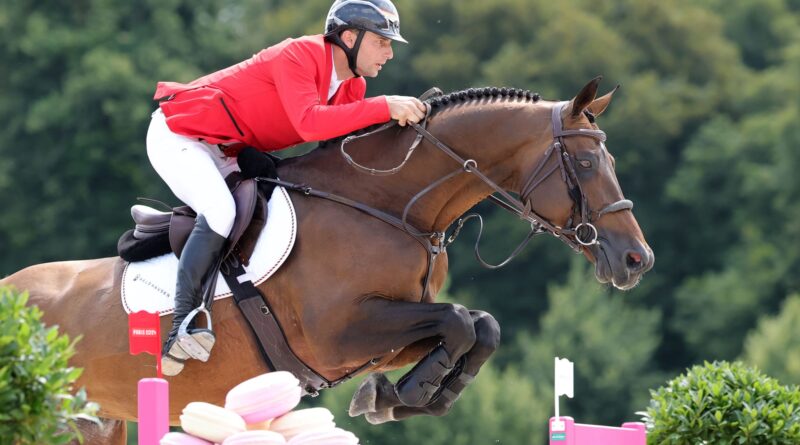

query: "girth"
left=221, top=260, right=376, bottom=396
left=230, top=176, right=440, bottom=395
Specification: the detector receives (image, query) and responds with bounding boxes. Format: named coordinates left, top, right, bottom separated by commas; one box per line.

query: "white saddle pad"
left=121, top=186, right=296, bottom=316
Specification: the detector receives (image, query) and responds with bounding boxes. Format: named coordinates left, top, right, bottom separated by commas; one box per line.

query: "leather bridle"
left=515, top=101, right=634, bottom=251
left=340, top=100, right=633, bottom=265
left=264, top=100, right=634, bottom=298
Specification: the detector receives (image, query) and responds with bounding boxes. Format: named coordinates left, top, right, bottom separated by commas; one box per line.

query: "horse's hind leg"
left=71, top=417, right=127, bottom=445
left=352, top=310, right=500, bottom=424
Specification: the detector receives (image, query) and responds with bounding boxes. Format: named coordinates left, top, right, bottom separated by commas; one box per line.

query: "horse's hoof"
left=365, top=407, right=396, bottom=425
left=349, top=372, right=386, bottom=417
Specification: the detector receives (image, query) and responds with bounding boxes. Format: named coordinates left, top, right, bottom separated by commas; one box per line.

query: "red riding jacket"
left=153, top=35, right=391, bottom=154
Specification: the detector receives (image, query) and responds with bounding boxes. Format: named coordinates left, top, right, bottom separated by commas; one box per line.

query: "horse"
left=1, top=77, right=653, bottom=444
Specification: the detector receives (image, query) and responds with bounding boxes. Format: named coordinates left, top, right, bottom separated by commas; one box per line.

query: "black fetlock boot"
left=161, top=215, right=227, bottom=376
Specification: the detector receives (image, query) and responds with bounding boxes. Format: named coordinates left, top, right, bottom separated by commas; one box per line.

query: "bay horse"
left=1, top=78, right=653, bottom=444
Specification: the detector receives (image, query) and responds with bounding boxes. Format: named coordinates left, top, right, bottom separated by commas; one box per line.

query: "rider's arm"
left=339, top=80, right=427, bottom=127
left=273, top=44, right=390, bottom=142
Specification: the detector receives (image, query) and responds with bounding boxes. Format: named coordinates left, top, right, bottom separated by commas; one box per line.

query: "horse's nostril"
left=626, top=251, right=642, bottom=268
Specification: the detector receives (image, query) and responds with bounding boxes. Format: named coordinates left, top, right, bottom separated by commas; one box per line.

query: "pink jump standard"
left=549, top=357, right=645, bottom=445
left=548, top=417, right=646, bottom=445
left=130, top=311, right=170, bottom=444
left=139, top=378, right=170, bottom=444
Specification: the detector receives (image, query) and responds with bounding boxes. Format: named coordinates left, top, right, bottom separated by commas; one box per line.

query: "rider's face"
left=343, top=30, right=394, bottom=78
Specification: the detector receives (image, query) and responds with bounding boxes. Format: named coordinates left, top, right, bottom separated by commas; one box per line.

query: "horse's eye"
left=578, top=160, right=592, bottom=169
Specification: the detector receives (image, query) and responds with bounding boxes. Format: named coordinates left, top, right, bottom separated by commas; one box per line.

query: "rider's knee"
left=203, top=195, right=236, bottom=237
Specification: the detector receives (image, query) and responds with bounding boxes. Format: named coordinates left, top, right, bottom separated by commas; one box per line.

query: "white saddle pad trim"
left=121, top=186, right=296, bottom=316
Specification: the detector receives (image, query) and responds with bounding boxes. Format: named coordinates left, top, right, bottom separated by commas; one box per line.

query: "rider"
left=147, top=0, right=427, bottom=376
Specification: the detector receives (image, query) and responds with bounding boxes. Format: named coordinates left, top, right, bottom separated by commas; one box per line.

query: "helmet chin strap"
left=330, top=29, right=366, bottom=78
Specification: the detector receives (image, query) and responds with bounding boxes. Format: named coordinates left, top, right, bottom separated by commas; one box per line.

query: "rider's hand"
left=385, top=96, right=427, bottom=126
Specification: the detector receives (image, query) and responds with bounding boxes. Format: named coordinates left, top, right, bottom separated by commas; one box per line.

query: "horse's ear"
left=587, top=85, right=619, bottom=118
left=570, top=76, right=602, bottom=117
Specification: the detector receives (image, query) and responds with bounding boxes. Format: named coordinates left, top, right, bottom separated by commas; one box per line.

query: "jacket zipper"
left=219, top=98, right=245, bottom=137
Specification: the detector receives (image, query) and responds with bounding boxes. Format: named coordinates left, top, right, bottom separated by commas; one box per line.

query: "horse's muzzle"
left=591, top=237, right=654, bottom=290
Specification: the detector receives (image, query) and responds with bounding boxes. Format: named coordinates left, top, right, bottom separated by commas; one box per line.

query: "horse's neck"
left=278, top=137, right=433, bottom=225
left=278, top=102, right=552, bottom=232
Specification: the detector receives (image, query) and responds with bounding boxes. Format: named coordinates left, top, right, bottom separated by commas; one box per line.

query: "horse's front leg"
left=351, top=310, right=501, bottom=424
left=308, top=298, right=476, bottom=413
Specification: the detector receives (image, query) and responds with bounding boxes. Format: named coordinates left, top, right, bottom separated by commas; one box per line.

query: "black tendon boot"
left=395, top=346, right=455, bottom=407
left=161, top=215, right=227, bottom=376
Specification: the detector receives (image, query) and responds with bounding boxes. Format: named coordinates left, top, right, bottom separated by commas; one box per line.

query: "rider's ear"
left=570, top=76, right=602, bottom=118
left=341, top=29, right=357, bottom=48
left=587, top=85, right=620, bottom=118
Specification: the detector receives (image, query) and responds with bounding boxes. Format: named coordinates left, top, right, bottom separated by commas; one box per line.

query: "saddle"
left=118, top=172, right=270, bottom=266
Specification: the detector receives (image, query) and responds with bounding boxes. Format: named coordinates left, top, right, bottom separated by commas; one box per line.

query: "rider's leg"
left=166, top=214, right=227, bottom=357
left=146, top=109, right=237, bottom=375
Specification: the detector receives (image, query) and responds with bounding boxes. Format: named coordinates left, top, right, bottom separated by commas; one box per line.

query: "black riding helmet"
left=324, top=0, right=407, bottom=78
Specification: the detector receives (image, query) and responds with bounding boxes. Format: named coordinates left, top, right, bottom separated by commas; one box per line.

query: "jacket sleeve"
left=273, top=44, right=391, bottom=142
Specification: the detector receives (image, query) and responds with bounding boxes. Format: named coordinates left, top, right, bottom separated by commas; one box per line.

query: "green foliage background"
left=1, top=0, right=799, bottom=443
left=0, top=286, right=99, bottom=444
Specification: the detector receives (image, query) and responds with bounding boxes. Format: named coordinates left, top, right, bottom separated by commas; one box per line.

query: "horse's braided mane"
left=427, top=86, right=541, bottom=112
left=318, top=86, right=541, bottom=148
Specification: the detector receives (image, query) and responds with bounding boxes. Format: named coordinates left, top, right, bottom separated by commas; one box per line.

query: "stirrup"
left=175, top=306, right=216, bottom=362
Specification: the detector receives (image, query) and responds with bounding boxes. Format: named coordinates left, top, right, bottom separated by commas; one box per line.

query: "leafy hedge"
left=0, top=286, right=99, bottom=445
left=642, top=361, right=800, bottom=445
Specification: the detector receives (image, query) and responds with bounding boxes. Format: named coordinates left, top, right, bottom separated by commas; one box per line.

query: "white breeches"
left=146, top=109, right=238, bottom=237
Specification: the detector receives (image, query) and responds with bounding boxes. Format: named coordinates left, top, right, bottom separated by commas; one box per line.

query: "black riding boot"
left=161, top=215, right=227, bottom=376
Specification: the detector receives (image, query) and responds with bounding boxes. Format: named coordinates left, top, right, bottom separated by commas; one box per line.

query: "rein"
left=340, top=101, right=633, bottom=261
left=261, top=101, right=634, bottom=296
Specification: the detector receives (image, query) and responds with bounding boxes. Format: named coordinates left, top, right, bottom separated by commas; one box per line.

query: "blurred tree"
left=741, top=294, right=800, bottom=385
left=0, top=0, right=271, bottom=274
left=515, top=257, right=662, bottom=426
left=697, top=0, right=800, bottom=70
left=667, top=72, right=800, bottom=361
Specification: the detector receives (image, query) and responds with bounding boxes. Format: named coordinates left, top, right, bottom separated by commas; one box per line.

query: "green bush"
left=641, top=361, right=800, bottom=445
left=0, top=286, right=99, bottom=445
